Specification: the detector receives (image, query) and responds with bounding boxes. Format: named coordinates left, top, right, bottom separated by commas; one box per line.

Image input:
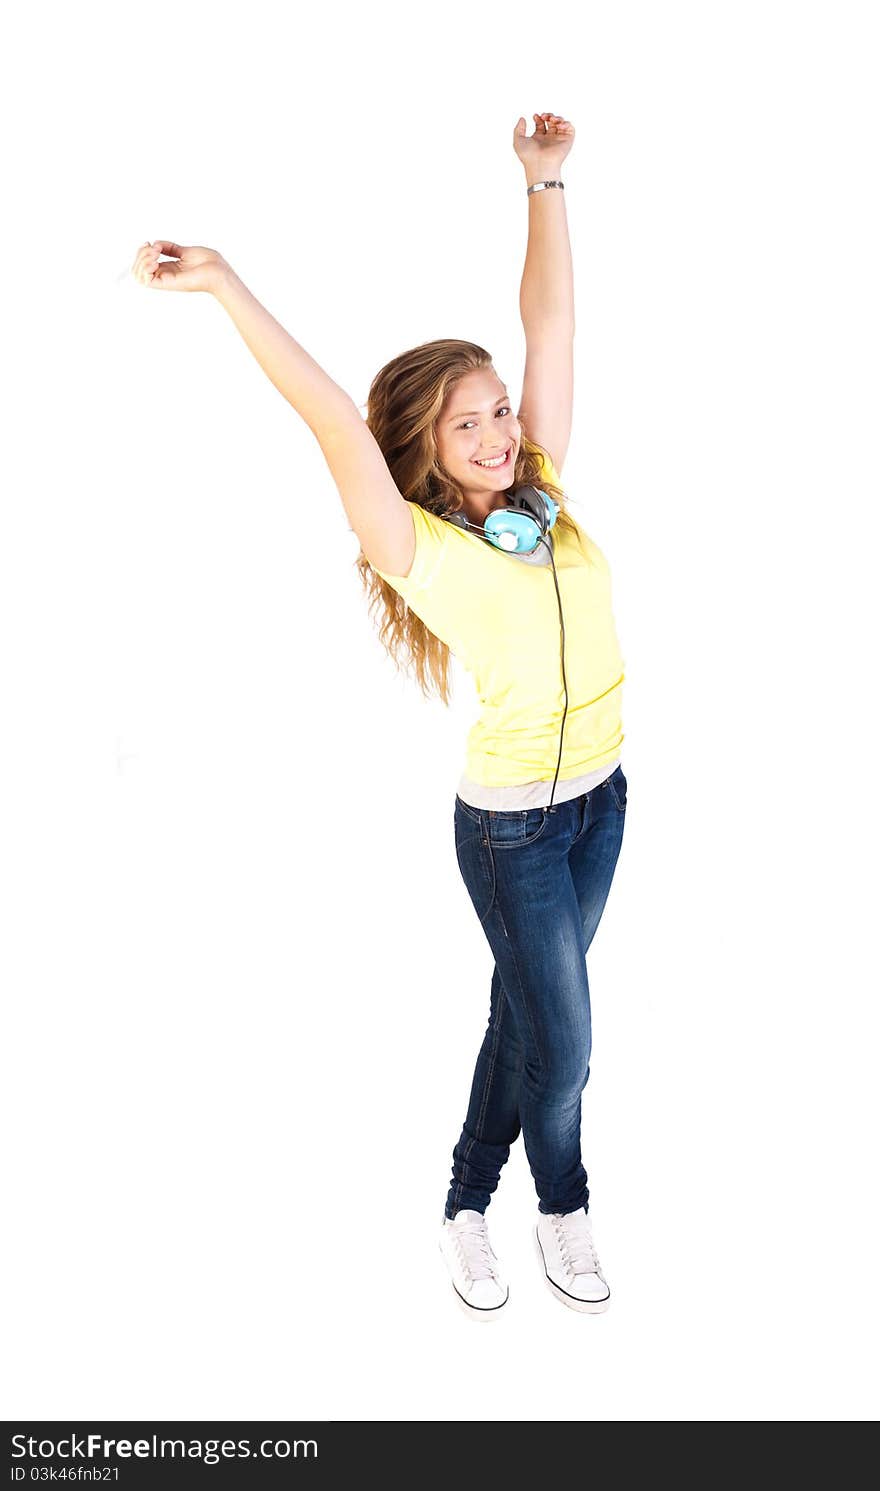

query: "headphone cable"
left=534, top=531, right=568, bottom=812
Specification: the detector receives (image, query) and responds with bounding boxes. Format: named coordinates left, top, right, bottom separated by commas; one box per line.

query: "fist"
left=131, top=241, right=227, bottom=294
left=513, top=113, right=575, bottom=168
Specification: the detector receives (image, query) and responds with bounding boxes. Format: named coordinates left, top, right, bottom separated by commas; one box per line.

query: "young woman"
left=131, top=111, right=627, bottom=1321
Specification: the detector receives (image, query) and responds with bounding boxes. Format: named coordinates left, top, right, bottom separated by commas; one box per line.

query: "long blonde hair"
left=356, top=338, right=581, bottom=706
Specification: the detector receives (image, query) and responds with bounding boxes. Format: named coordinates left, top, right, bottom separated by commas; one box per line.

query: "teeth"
left=474, top=450, right=508, bottom=467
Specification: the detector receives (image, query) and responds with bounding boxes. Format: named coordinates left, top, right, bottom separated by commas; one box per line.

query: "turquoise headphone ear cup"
left=441, top=487, right=559, bottom=553
left=486, top=488, right=558, bottom=552
left=482, top=508, right=544, bottom=553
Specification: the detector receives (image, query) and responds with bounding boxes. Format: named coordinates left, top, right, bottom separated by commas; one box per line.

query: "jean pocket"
left=607, top=765, right=628, bottom=812
left=486, top=806, right=548, bottom=848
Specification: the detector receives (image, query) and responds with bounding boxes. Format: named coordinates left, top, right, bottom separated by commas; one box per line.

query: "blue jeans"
left=445, top=764, right=627, bottom=1220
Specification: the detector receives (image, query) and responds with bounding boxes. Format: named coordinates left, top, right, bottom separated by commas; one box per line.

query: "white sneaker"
left=535, top=1207, right=611, bottom=1313
left=439, top=1209, right=509, bottom=1319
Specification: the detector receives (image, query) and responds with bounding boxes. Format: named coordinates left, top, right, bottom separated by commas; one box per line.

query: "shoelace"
left=552, top=1212, right=601, bottom=1278
left=452, top=1217, right=498, bottom=1282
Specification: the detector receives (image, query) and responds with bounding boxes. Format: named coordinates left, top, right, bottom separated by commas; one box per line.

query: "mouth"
left=471, top=445, right=513, bottom=471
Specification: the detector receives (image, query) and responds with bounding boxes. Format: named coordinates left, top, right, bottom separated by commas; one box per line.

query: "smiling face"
left=434, top=368, right=522, bottom=524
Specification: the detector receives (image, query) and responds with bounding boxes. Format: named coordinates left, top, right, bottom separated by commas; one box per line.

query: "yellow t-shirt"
left=373, top=455, right=625, bottom=789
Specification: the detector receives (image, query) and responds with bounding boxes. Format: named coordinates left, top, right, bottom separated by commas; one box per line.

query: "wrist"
left=210, top=259, right=240, bottom=300
left=524, top=162, right=565, bottom=189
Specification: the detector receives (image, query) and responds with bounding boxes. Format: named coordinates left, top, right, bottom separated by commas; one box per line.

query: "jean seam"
left=455, top=830, right=497, bottom=925
left=492, top=901, right=544, bottom=1081
left=455, top=796, right=482, bottom=826
left=449, top=982, right=508, bottom=1217
left=476, top=1012, right=503, bottom=1140
left=478, top=833, right=497, bottom=923
left=606, top=769, right=627, bottom=812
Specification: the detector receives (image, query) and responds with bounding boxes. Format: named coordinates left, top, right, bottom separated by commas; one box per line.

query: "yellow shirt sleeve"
left=372, top=500, right=450, bottom=597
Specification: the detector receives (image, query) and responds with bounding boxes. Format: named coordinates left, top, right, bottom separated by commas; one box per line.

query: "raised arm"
left=130, top=241, right=416, bottom=578
left=511, top=113, right=577, bottom=477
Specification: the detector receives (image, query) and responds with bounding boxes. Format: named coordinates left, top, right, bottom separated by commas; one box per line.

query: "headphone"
left=442, top=484, right=569, bottom=810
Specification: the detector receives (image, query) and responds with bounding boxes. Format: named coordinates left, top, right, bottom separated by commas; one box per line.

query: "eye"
left=459, top=405, right=511, bottom=430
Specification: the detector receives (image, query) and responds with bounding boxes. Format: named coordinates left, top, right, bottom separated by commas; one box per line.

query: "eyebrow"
left=447, top=396, right=510, bottom=423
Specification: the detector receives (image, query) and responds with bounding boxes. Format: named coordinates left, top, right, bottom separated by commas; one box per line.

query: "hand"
left=130, top=240, right=228, bottom=294
left=512, top=112, right=575, bottom=172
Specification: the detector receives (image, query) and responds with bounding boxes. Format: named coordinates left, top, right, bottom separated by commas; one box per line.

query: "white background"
left=2, top=0, right=878, bottom=1423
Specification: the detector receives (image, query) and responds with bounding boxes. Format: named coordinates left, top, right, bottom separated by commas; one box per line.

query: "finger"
left=134, top=247, right=160, bottom=285
left=148, top=257, right=175, bottom=287
left=151, top=240, right=183, bottom=258
left=134, top=243, right=159, bottom=275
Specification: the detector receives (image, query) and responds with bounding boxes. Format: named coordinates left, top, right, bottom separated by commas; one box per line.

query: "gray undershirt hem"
left=456, top=756, right=621, bottom=810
